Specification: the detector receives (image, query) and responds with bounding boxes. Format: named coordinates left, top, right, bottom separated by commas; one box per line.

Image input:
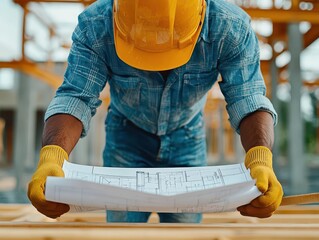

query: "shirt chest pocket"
left=109, top=75, right=141, bottom=108
left=182, top=72, right=217, bottom=107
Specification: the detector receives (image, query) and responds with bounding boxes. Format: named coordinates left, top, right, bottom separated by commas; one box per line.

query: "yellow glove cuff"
left=245, top=146, right=272, bottom=169
left=38, top=145, right=68, bottom=167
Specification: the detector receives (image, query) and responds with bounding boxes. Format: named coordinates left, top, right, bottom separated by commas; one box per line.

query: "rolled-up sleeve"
left=217, top=21, right=277, bottom=133
left=45, top=14, right=109, bottom=137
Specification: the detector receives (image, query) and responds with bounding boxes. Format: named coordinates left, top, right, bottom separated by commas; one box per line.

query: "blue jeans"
left=103, top=108, right=207, bottom=223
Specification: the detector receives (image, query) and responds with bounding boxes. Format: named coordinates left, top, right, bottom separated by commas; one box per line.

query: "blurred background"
left=0, top=0, right=318, bottom=204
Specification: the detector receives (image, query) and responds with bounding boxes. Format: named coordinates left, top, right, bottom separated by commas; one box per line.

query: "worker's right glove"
left=28, top=145, right=70, bottom=218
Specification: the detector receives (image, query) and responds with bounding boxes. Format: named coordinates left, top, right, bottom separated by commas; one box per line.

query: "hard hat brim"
left=114, top=31, right=196, bottom=71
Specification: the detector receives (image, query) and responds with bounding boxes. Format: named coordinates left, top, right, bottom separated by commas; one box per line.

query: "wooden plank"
left=0, top=204, right=319, bottom=239
left=0, top=204, right=35, bottom=221
left=0, top=227, right=234, bottom=240
left=0, top=204, right=29, bottom=211
left=1, top=221, right=319, bottom=229
left=203, top=214, right=319, bottom=224
left=1, top=204, right=319, bottom=222
left=57, top=211, right=106, bottom=223
left=275, top=205, right=319, bottom=214
left=57, top=208, right=319, bottom=224
left=2, top=229, right=319, bottom=240
left=0, top=222, right=319, bottom=240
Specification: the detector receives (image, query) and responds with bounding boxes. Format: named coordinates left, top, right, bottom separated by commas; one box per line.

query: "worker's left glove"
left=237, top=146, right=283, bottom=218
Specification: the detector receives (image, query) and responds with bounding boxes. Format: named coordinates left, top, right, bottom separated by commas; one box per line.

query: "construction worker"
left=28, top=0, right=283, bottom=222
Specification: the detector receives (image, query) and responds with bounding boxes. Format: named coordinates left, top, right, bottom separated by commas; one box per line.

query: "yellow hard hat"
left=113, top=0, right=206, bottom=71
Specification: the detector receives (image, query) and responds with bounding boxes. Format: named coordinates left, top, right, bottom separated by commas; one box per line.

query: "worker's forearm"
left=239, top=111, right=274, bottom=152
left=42, top=114, right=83, bottom=155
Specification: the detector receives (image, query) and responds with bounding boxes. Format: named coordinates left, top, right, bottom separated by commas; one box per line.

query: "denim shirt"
left=45, top=0, right=277, bottom=137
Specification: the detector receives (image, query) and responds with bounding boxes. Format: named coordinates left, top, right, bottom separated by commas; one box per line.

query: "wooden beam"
left=0, top=61, right=62, bottom=89
left=291, top=0, right=300, bottom=9
left=304, top=24, right=319, bottom=48
left=20, top=62, right=63, bottom=89
left=244, top=8, right=319, bottom=23
left=28, top=5, right=57, bottom=36
left=272, top=23, right=288, bottom=43
left=12, top=0, right=319, bottom=24
left=270, top=23, right=319, bottom=52
left=0, top=204, right=319, bottom=239
left=279, top=77, right=319, bottom=87
left=0, top=222, right=319, bottom=240
left=0, top=61, right=21, bottom=69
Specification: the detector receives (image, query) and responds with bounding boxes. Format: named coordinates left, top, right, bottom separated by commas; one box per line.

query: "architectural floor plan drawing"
left=62, top=161, right=252, bottom=195
left=45, top=161, right=261, bottom=213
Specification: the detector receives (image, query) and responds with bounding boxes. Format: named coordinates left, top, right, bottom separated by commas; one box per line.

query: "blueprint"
left=45, top=161, right=261, bottom=213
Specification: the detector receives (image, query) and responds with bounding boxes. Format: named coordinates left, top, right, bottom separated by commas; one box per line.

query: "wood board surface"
left=0, top=204, right=318, bottom=240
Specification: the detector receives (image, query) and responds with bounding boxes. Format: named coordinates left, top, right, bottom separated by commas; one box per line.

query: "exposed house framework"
left=0, top=0, right=319, bottom=90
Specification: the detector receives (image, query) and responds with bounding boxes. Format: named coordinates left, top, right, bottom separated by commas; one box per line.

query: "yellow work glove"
left=237, top=146, right=283, bottom=218
left=28, top=145, right=70, bottom=218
